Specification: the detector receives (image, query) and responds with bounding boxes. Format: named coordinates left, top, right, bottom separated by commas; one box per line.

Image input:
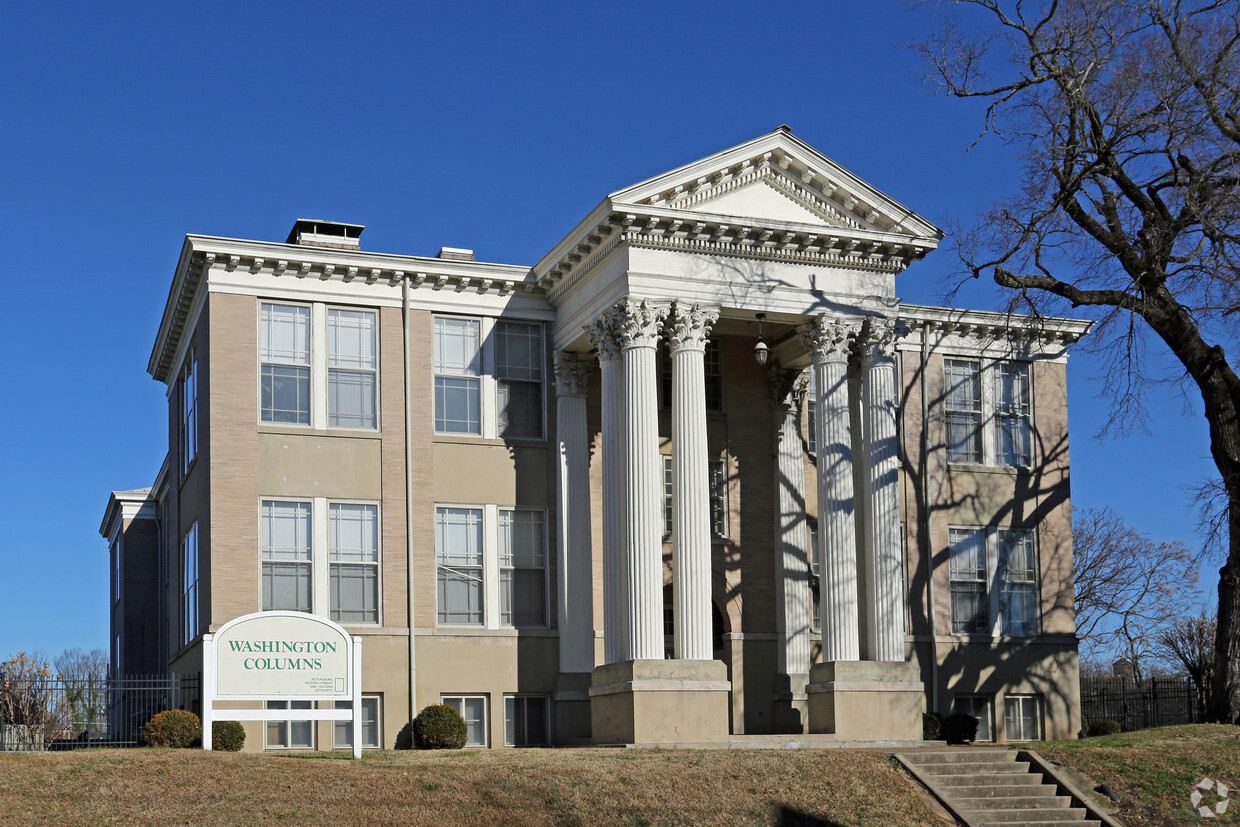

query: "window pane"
left=710, top=459, right=728, bottom=536
left=995, top=362, right=1031, bottom=465
left=327, top=309, right=376, bottom=370
left=495, top=322, right=541, bottom=382
left=463, top=697, right=486, bottom=747
left=262, top=501, right=312, bottom=561
left=262, top=364, right=310, bottom=424
left=331, top=563, right=378, bottom=623
left=504, top=697, right=516, bottom=747
left=434, top=318, right=481, bottom=376
left=438, top=567, right=483, bottom=625
left=944, top=360, right=981, bottom=462
left=705, top=339, right=723, bottom=412
left=435, top=376, right=480, bottom=433
left=328, top=369, right=376, bottom=428
left=999, top=529, right=1038, bottom=636
left=949, top=528, right=987, bottom=633
left=263, top=562, right=311, bottom=612
left=330, top=504, right=378, bottom=563
left=261, top=304, right=310, bottom=364
left=664, top=456, right=674, bottom=536
left=497, top=379, right=542, bottom=438
left=436, top=508, right=482, bottom=566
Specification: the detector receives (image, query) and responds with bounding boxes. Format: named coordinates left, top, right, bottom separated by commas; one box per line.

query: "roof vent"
left=285, top=219, right=364, bottom=250
left=436, top=246, right=475, bottom=262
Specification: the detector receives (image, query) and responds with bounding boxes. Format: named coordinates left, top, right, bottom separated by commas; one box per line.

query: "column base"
left=772, top=672, right=810, bottom=734
left=589, top=659, right=731, bottom=745
left=806, top=660, right=924, bottom=741
left=554, top=672, right=593, bottom=743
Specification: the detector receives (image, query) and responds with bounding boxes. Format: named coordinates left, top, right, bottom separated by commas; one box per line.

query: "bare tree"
left=1154, top=609, right=1216, bottom=719
left=0, top=653, right=68, bottom=749
left=918, top=0, right=1240, bottom=722
left=54, top=648, right=109, bottom=739
left=1072, top=507, right=1200, bottom=677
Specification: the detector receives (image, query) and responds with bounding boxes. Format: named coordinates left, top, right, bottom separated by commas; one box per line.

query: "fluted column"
left=858, top=318, right=907, bottom=662
left=554, top=351, right=594, bottom=674
left=798, top=314, right=861, bottom=663
left=608, top=298, right=670, bottom=661
left=583, top=319, right=627, bottom=664
left=773, top=368, right=813, bottom=675
left=667, top=302, right=719, bottom=660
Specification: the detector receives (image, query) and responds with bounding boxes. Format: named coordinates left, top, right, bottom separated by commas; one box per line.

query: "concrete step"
left=972, top=821, right=1100, bottom=827
left=924, top=771, right=1047, bottom=787
left=963, top=809, right=1089, bottom=824
left=900, top=749, right=1018, bottom=765
left=914, top=760, right=1032, bottom=776
left=955, top=794, right=1072, bottom=809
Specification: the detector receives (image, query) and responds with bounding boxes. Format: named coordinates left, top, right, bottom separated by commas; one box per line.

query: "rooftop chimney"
left=436, top=246, right=475, bottom=262
left=285, top=219, right=364, bottom=250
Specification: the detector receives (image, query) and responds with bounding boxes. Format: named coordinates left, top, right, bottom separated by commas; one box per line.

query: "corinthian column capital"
left=607, top=298, right=670, bottom=350
left=854, top=317, right=909, bottom=361
left=797, top=314, right=861, bottom=365
left=553, top=351, right=593, bottom=397
left=666, top=302, right=720, bottom=354
left=583, top=317, right=623, bottom=363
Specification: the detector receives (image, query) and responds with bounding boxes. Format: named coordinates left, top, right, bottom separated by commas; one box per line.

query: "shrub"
left=922, top=712, right=942, bottom=741
left=941, top=713, right=979, bottom=745
left=1080, top=715, right=1089, bottom=739
left=212, top=720, right=245, bottom=752
left=395, top=720, right=415, bottom=750
left=144, top=709, right=201, bottom=748
left=1089, top=718, right=1122, bottom=737
left=411, top=704, right=468, bottom=749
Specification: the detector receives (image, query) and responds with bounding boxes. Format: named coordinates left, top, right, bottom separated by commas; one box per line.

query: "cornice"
left=899, top=303, right=1093, bottom=347
left=148, top=235, right=542, bottom=383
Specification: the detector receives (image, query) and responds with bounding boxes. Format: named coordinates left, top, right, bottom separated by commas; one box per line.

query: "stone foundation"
left=806, top=660, right=924, bottom=740
left=590, top=659, right=731, bottom=744
left=554, top=671, right=593, bottom=743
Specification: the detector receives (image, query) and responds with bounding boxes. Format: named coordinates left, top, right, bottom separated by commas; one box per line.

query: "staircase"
left=895, top=749, right=1112, bottom=826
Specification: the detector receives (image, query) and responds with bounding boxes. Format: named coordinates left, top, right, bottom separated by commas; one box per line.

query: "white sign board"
left=201, top=611, right=362, bottom=758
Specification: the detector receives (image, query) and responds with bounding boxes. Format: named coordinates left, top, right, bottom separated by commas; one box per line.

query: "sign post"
left=201, top=611, right=362, bottom=758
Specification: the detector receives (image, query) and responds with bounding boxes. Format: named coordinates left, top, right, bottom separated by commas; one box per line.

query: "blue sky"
left=0, top=1, right=1219, bottom=659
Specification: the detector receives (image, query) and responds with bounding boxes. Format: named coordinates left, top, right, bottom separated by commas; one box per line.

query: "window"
left=994, top=362, right=1031, bottom=466
left=660, top=339, right=724, bottom=412
left=181, top=522, right=199, bottom=644
left=111, top=537, right=121, bottom=606
left=949, top=526, right=1040, bottom=637
left=664, top=456, right=674, bottom=537
left=944, top=359, right=982, bottom=463
left=180, top=344, right=197, bottom=473
left=504, top=695, right=549, bottom=747
left=1004, top=695, right=1041, bottom=741
left=260, top=303, right=311, bottom=424
left=441, top=695, right=487, bottom=747
left=949, top=528, right=988, bottom=633
left=261, top=500, right=312, bottom=612
left=266, top=700, right=313, bottom=749
left=329, top=503, right=379, bottom=624
left=334, top=696, right=381, bottom=750
left=998, top=529, right=1039, bottom=636
left=434, top=316, right=545, bottom=439
left=806, top=370, right=817, bottom=455
left=327, top=309, right=377, bottom=429
left=952, top=695, right=993, bottom=742
left=662, top=455, right=731, bottom=540
left=808, top=521, right=821, bottom=633
left=436, top=507, right=484, bottom=625
left=435, top=505, right=548, bottom=629
left=499, top=509, right=546, bottom=627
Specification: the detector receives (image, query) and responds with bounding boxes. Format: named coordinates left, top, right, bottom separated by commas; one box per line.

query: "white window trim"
left=504, top=694, right=550, bottom=747
left=180, top=343, right=197, bottom=475
left=434, top=503, right=549, bottom=630
left=943, top=357, right=1034, bottom=469
left=265, top=700, right=315, bottom=750
left=334, top=695, right=382, bottom=750
left=257, top=300, right=380, bottom=432
left=258, top=497, right=382, bottom=625
left=947, top=525, right=1041, bottom=639
left=441, top=694, right=489, bottom=748
left=1003, top=694, right=1042, bottom=742
left=432, top=314, right=546, bottom=441
left=181, top=522, right=199, bottom=645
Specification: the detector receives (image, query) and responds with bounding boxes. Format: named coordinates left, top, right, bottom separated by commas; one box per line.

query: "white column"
left=667, top=302, right=719, bottom=660
left=553, top=351, right=594, bottom=674
left=608, top=298, right=670, bottom=661
left=773, top=368, right=813, bottom=676
left=798, top=314, right=861, bottom=663
left=583, top=319, right=627, bottom=664
left=859, top=318, right=907, bottom=662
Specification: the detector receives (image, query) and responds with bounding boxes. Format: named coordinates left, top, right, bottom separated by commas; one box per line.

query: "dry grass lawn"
left=0, top=747, right=948, bottom=826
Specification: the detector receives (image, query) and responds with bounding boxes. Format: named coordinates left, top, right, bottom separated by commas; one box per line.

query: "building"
left=103, top=127, right=1089, bottom=750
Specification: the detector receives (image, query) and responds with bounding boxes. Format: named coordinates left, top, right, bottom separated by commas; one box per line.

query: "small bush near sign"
left=144, top=710, right=202, bottom=748
left=411, top=704, right=468, bottom=750
left=941, top=713, right=979, bottom=745
left=212, top=721, right=245, bottom=752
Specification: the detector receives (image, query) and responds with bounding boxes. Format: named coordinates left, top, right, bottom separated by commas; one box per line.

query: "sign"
left=201, top=611, right=362, bottom=758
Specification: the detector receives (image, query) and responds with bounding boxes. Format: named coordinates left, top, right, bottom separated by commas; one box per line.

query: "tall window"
left=334, top=697, right=381, bottom=750
left=266, top=700, right=313, bottom=749
left=949, top=528, right=988, bottom=633
left=495, top=322, right=543, bottom=439
left=180, top=345, right=197, bottom=473
left=328, top=309, right=377, bottom=429
left=1004, top=695, right=1041, bottom=741
left=998, top=529, right=1039, bottom=636
left=944, top=359, right=982, bottom=463
left=111, top=537, right=121, bottom=606
left=994, top=362, right=1031, bottom=466
left=660, top=339, right=724, bottom=412
left=181, top=522, right=199, bottom=644
left=809, top=521, right=821, bottom=632
left=499, top=509, right=546, bottom=627
left=329, top=503, right=379, bottom=623
left=436, top=507, right=484, bottom=625
left=663, top=457, right=674, bottom=536
left=505, top=695, right=549, bottom=747
left=260, top=303, right=311, bottom=424
left=710, top=458, right=729, bottom=537
left=261, top=500, right=312, bottom=612
left=806, top=370, right=817, bottom=455
left=441, top=695, right=487, bottom=747
left=434, top=317, right=482, bottom=434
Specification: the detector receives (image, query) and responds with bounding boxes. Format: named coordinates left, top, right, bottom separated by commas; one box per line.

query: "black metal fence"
left=0, top=674, right=199, bottom=751
left=1080, top=675, right=1200, bottom=732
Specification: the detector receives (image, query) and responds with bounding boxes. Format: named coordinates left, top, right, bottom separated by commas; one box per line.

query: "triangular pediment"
left=676, top=172, right=852, bottom=228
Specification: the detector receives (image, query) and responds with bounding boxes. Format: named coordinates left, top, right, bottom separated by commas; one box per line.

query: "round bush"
left=411, top=704, right=468, bottom=750
left=941, top=713, right=979, bottom=745
left=922, top=712, right=942, bottom=741
left=212, top=720, right=245, bottom=751
left=1089, top=718, right=1122, bottom=737
left=144, top=709, right=201, bottom=748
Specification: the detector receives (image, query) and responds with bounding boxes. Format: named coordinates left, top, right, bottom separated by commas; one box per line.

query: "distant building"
left=103, top=128, right=1089, bottom=750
